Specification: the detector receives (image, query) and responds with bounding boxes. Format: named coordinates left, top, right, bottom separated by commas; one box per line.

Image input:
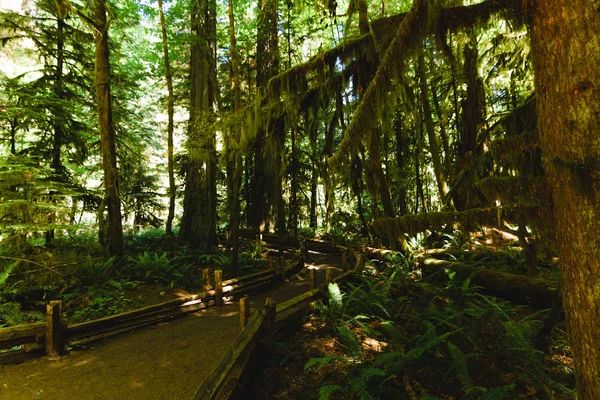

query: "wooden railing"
left=192, top=248, right=363, bottom=400
left=0, top=257, right=304, bottom=365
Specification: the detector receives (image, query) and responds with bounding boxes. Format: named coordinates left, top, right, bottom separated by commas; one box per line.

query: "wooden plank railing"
left=192, top=299, right=275, bottom=400
left=0, top=257, right=304, bottom=365
left=193, top=256, right=361, bottom=400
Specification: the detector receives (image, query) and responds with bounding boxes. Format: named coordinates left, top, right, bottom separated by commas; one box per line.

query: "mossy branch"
left=330, top=0, right=437, bottom=167
left=476, top=176, right=549, bottom=206
left=372, top=206, right=541, bottom=239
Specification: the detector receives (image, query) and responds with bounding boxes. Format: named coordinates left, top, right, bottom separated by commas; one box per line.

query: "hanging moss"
left=476, top=176, right=549, bottom=206
left=490, top=132, right=539, bottom=160
left=331, top=0, right=439, bottom=168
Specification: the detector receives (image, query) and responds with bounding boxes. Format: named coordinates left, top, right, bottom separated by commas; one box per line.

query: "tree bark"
left=180, top=0, right=217, bottom=248
left=417, top=49, right=450, bottom=201
left=228, top=0, right=243, bottom=277
left=157, top=0, right=176, bottom=237
left=94, top=0, right=123, bottom=258
left=249, top=0, right=279, bottom=231
left=530, top=1, right=600, bottom=398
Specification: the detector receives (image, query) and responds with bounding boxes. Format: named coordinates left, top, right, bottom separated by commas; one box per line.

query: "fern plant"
left=447, top=341, right=517, bottom=400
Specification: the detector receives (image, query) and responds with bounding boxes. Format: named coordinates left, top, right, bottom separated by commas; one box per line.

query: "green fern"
left=360, top=367, right=387, bottom=381
left=479, top=384, right=515, bottom=400
left=328, top=282, right=344, bottom=309
left=304, top=355, right=343, bottom=371
left=0, top=261, right=18, bottom=287
left=349, top=374, right=377, bottom=400
left=318, top=384, right=345, bottom=400
left=337, top=325, right=361, bottom=356
left=447, top=342, right=474, bottom=392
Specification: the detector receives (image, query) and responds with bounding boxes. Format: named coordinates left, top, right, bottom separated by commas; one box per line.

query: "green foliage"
left=304, top=355, right=343, bottom=371
left=76, top=257, right=116, bottom=287
left=327, top=282, right=344, bottom=310
left=318, top=384, right=345, bottom=400
left=337, top=325, right=360, bottom=357
left=64, top=281, right=139, bottom=323
left=131, top=251, right=193, bottom=287
left=303, top=270, right=566, bottom=400
left=297, top=227, right=316, bottom=240
left=0, top=261, right=18, bottom=288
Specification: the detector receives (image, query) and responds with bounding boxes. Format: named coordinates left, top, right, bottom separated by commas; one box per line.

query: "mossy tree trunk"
left=393, top=106, right=408, bottom=216
left=249, top=0, right=279, bottom=232
left=157, top=0, right=176, bottom=237
left=455, top=39, right=486, bottom=210
left=94, top=0, right=123, bottom=258
left=289, top=124, right=299, bottom=237
left=228, top=0, right=243, bottom=277
left=181, top=0, right=217, bottom=249
left=530, top=1, right=600, bottom=397
left=417, top=48, right=450, bottom=202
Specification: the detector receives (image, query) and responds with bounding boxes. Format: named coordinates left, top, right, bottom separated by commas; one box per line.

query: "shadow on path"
left=0, top=250, right=341, bottom=400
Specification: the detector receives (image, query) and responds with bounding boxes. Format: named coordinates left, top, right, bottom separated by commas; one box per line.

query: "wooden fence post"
left=239, top=296, right=250, bottom=332
left=347, top=245, right=352, bottom=265
left=202, top=268, right=211, bottom=290
left=46, top=300, right=62, bottom=357
left=355, top=254, right=366, bottom=274
left=264, top=297, right=276, bottom=347
left=325, top=268, right=332, bottom=285
left=302, top=240, right=308, bottom=258
left=310, top=268, right=316, bottom=290
left=279, top=256, right=286, bottom=283
left=215, top=270, right=223, bottom=306
left=341, top=253, right=348, bottom=271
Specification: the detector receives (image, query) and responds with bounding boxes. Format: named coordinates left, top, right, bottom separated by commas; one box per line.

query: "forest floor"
left=245, top=253, right=575, bottom=400
left=0, top=251, right=342, bottom=400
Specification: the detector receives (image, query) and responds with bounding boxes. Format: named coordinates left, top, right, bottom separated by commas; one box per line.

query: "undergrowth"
left=0, top=228, right=267, bottom=326
left=283, top=257, right=574, bottom=400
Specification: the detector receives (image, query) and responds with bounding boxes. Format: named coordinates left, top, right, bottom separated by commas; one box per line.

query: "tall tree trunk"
left=51, top=5, right=65, bottom=174
left=227, top=0, right=244, bottom=277
left=46, top=5, right=67, bottom=244
left=249, top=0, right=279, bottom=231
left=180, top=0, right=217, bottom=249
left=368, top=129, right=395, bottom=218
left=94, top=0, right=123, bottom=258
left=310, top=153, right=318, bottom=230
left=289, top=124, right=299, bottom=237
left=351, top=155, right=368, bottom=235
left=357, top=0, right=369, bottom=35
left=531, top=2, right=600, bottom=398
left=415, top=112, right=426, bottom=213
left=417, top=49, right=450, bottom=202
left=158, top=0, right=176, bottom=237
left=394, top=106, right=408, bottom=216
left=430, top=72, right=451, bottom=176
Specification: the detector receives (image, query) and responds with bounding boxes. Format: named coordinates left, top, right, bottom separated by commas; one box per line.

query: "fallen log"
left=420, top=258, right=556, bottom=307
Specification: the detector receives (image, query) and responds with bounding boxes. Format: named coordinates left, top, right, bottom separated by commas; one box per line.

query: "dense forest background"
left=0, top=0, right=599, bottom=398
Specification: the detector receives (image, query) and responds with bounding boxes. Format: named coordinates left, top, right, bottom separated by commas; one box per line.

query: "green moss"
left=476, top=177, right=549, bottom=206
left=372, top=206, right=543, bottom=241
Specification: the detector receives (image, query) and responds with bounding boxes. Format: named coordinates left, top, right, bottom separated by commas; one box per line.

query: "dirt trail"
left=0, top=251, right=341, bottom=400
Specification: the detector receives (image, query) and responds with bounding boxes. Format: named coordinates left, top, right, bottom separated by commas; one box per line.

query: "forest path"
left=0, top=251, right=342, bottom=400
